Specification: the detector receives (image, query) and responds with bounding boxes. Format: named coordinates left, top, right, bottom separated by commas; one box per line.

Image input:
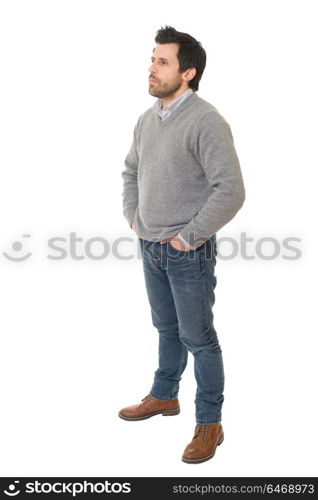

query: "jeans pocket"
left=168, top=240, right=193, bottom=256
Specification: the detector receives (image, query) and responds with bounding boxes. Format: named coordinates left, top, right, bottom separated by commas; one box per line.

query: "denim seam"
left=199, top=254, right=209, bottom=333
left=150, top=390, right=178, bottom=401
left=196, top=419, right=222, bottom=425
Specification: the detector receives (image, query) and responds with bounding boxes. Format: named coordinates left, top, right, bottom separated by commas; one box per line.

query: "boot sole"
left=118, top=407, right=180, bottom=421
left=182, top=433, right=224, bottom=464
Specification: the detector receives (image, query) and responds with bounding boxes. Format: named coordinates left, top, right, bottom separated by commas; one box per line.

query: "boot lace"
left=194, top=425, right=208, bottom=441
left=141, top=394, right=153, bottom=404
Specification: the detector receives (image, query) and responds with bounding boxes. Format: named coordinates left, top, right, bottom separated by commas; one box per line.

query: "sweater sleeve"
left=121, top=116, right=141, bottom=226
left=178, top=112, right=246, bottom=249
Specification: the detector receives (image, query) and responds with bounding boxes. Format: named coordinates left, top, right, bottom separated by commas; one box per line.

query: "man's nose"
left=148, top=62, right=158, bottom=74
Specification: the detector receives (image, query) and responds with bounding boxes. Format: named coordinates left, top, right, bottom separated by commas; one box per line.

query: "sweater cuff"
left=178, top=227, right=209, bottom=250
left=124, top=207, right=138, bottom=228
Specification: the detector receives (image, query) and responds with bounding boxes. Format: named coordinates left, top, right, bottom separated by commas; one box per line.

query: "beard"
left=148, top=73, right=183, bottom=98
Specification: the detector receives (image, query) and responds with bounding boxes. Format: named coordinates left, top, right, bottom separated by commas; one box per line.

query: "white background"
left=0, top=0, right=317, bottom=477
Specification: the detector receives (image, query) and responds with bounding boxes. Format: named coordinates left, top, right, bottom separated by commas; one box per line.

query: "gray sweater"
left=122, top=91, right=245, bottom=250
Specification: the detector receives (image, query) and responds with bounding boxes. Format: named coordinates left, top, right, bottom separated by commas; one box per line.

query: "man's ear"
left=183, top=67, right=196, bottom=83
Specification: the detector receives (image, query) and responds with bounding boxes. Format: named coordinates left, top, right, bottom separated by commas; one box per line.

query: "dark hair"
left=154, top=25, right=206, bottom=91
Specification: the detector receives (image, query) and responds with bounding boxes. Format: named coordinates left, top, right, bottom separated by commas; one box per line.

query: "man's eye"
left=150, top=59, right=167, bottom=65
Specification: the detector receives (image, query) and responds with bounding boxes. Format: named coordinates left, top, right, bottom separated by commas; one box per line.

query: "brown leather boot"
left=118, top=394, right=180, bottom=421
left=182, top=423, right=224, bottom=463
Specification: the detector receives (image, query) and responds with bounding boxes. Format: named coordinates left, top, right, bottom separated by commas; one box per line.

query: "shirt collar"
left=154, top=88, right=193, bottom=118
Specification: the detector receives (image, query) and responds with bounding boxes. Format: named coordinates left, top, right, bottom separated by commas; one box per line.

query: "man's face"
left=148, top=43, right=185, bottom=98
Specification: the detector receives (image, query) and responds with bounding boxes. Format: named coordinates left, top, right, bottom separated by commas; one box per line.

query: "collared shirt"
left=154, top=88, right=194, bottom=121
left=153, top=87, right=194, bottom=248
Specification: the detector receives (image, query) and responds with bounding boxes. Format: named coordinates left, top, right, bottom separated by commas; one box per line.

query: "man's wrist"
left=176, top=232, right=192, bottom=249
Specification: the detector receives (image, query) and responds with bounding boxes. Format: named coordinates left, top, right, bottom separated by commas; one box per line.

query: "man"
left=120, top=26, right=245, bottom=464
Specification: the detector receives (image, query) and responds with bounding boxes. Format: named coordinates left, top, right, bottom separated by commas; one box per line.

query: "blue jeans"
left=138, top=234, right=224, bottom=425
